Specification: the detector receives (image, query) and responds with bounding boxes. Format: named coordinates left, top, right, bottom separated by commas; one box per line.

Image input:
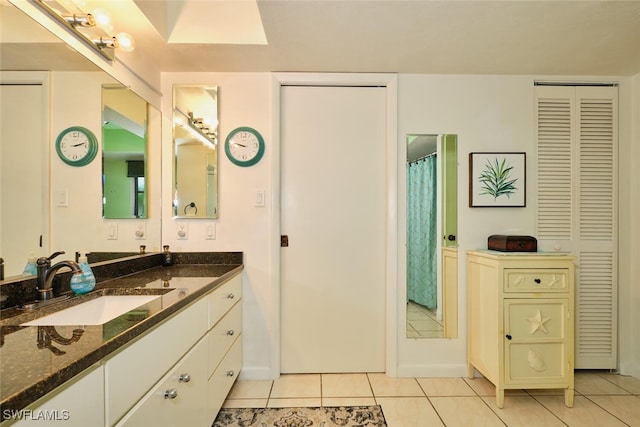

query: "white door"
left=280, top=85, right=387, bottom=373
left=0, top=79, right=47, bottom=277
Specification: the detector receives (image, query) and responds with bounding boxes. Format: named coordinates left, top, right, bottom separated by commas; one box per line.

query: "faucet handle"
left=46, top=251, right=65, bottom=261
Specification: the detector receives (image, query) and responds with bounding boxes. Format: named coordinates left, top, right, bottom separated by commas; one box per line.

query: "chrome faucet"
left=36, top=251, right=82, bottom=301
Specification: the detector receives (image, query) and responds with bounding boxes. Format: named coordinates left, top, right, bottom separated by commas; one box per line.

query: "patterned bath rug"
left=212, top=405, right=387, bottom=427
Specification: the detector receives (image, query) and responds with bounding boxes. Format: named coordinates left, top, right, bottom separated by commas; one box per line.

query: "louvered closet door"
left=535, top=85, right=618, bottom=369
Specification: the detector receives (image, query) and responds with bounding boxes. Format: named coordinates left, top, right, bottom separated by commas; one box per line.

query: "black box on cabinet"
left=488, top=235, right=537, bottom=252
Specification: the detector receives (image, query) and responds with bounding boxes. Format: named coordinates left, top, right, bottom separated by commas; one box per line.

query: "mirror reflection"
left=406, top=134, right=458, bottom=338
left=172, top=85, right=219, bottom=218
left=102, top=85, right=148, bottom=218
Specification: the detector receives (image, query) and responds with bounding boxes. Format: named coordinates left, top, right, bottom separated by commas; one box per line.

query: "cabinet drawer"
left=105, top=298, right=208, bottom=425
left=208, top=338, right=242, bottom=421
left=208, top=302, right=242, bottom=376
left=209, top=275, right=242, bottom=329
left=505, top=300, right=567, bottom=340
left=505, top=342, right=568, bottom=386
left=504, top=269, right=569, bottom=293
left=117, top=337, right=208, bottom=427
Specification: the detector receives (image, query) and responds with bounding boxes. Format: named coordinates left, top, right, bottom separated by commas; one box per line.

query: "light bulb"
left=116, top=32, right=135, bottom=52
left=92, top=8, right=113, bottom=32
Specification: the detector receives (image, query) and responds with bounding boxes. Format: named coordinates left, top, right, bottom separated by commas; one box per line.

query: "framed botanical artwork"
left=469, top=152, right=526, bottom=207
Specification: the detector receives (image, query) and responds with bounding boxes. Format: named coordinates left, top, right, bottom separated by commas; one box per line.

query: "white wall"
left=50, top=72, right=162, bottom=258
left=159, top=72, right=636, bottom=379
left=161, top=73, right=274, bottom=379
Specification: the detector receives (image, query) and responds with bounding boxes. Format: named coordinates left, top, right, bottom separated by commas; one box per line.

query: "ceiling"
left=3, top=0, right=640, bottom=77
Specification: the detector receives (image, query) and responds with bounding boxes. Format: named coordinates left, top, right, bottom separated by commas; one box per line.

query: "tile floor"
left=407, top=301, right=444, bottom=338
left=222, top=370, right=640, bottom=426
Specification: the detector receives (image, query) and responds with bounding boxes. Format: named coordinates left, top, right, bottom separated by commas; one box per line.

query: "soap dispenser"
left=23, top=253, right=38, bottom=276
left=70, top=252, right=96, bottom=295
left=162, top=245, right=173, bottom=266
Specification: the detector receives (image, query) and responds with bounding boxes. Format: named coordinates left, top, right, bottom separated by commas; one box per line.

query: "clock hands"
left=71, top=142, right=87, bottom=147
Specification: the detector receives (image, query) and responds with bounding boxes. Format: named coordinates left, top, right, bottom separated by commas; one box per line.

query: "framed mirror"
left=406, top=134, right=458, bottom=338
left=172, top=85, right=219, bottom=218
left=0, top=2, right=161, bottom=279
left=102, top=85, right=148, bottom=219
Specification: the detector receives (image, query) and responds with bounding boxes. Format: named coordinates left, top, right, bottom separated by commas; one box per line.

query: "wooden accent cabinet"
left=466, top=250, right=575, bottom=408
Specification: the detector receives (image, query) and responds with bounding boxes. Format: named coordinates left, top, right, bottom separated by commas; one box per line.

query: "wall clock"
left=55, top=126, right=99, bottom=167
left=224, top=127, right=265, bottom=167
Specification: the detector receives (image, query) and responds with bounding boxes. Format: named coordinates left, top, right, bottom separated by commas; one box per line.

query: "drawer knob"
left=164, top=389, right=178, bottom=399
left=505, top=334, right=512, bottom=340
left=534, top=278, right=541, bottom=284
left=226, top=370, right=235, bottom=377
left=227, top=293, right=235, bottom=299
left=226, top=330, right=235, bottom=336
left=179, top=373, right=191, bottom=383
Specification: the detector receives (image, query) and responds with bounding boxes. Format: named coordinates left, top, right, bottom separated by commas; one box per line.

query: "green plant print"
left=478, top=157, right=518, bottom=200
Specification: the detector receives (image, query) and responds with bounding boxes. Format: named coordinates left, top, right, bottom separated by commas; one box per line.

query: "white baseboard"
left=396, top=363, right=469, bottom=378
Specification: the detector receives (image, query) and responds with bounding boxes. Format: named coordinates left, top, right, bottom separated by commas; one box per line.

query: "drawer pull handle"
left=226, top=330, right=235, bottom=336
left=164, top=389, right=178, bottom=399
left=226, top=370, right=235, bottom=377
left=227, top=293, right=235, bottom=299
left=179, top=373, right=191, bottom=383
left=505, top=334, right=512, bottom=340
left=534, top=278, right=541, bottom=284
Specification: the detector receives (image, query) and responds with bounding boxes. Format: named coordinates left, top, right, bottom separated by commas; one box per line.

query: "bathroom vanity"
left=0, top=253, right=242, bottom=426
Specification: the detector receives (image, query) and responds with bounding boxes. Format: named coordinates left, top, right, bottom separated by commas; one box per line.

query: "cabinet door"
left=208, top=338, right=242, bottom=421
left=117, top=338, right=208, bottom=427
left=504, top=299, right=570, bottom=386
left=12, top=365, right=104, bottom=427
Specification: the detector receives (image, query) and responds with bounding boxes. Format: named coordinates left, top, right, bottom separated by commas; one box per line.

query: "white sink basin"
left=21, top=295, right=160, bottom=326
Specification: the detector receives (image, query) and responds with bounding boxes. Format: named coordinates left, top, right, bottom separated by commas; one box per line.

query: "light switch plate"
left=107, top=223, right=118, bottom=240
left=205, top=223, right=216, bottom=240
left=255, top=189, right=265, bottom=207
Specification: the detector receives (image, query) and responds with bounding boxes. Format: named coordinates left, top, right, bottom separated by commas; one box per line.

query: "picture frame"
left=469, top=152, right=526, bottom=207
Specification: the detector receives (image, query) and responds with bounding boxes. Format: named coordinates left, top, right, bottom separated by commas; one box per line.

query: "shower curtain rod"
left=408, top=151, right=436, bottom=165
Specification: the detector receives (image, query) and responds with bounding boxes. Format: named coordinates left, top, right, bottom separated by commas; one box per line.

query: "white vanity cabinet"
left=466, top=251, right=575, bottom=408
left=106, top=273, right=242, bottom=426
left=11, top=365, right=104, bottom=427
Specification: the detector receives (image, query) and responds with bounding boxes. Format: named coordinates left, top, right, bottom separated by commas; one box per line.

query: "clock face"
left=55, top=126, right=98, bottom=166
left=225, top=127, right=265, bottom=167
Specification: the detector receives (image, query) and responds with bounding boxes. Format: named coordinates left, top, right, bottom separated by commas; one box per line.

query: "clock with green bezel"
left=55, top=126, right=99, bottom=167
left=224, top=127, right=265, bottom=167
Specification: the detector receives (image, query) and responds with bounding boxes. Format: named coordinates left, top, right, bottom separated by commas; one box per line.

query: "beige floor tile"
left=481, top=395, right=566, bottom=427
left=586, top=395, right=640, bottom=426
left=417, top=378, right=476, bottom=396
left=575, top=372, right=631, bottom=395
left=597, top=372, right=640, bottom=394
left=376, top=397, right=444, bottom=427
left=534, top=395, right=628, bottom=427
left=463, top=376, right=528, bottom=397
left=322, top=373, right=373, bottom=397
left=411, top=319, right=444, bottom=331
left=367, top=373, right=424, bottom=397
left=222, top=398, right=268, bottom=409
left=270, top=374, right=321, bottom=398
left=227, top=379, right=273, bottom=399
left=267, top=398, right=321, bottom=408
left=429, top=396, right=505, bottom=427
left=322, top=397, right=377, bottom=407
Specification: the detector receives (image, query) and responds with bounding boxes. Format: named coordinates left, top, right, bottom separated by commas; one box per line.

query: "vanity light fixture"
left=32, top=0, right=135, bottom=61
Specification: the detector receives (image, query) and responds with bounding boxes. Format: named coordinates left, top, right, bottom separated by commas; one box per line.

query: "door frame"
left=270, top=73, right=398, bottom=378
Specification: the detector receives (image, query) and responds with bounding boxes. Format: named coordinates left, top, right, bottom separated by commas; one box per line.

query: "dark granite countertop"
left=0, top=259, right=243, bottom=420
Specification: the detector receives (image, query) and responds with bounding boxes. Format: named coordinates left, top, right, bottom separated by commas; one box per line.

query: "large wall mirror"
left=172, top=85, right=219, bottom=218
left=102, top=85, right=148, bottom=219
left=406, top=134, right=458, bottom=338
left=0, top=2, right=160, bottom=278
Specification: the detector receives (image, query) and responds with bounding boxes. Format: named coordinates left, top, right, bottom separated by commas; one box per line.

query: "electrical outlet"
left=177, top=223, right=189, bottom=240
left=135, top=223, right=146, bottom=240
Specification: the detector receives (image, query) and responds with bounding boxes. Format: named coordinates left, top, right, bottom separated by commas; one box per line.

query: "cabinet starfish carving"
left=466, top=250, right=576, bottom=408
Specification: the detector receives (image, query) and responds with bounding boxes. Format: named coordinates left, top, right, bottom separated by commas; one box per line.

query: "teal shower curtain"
left=407, top=155, right=437, bottom=309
